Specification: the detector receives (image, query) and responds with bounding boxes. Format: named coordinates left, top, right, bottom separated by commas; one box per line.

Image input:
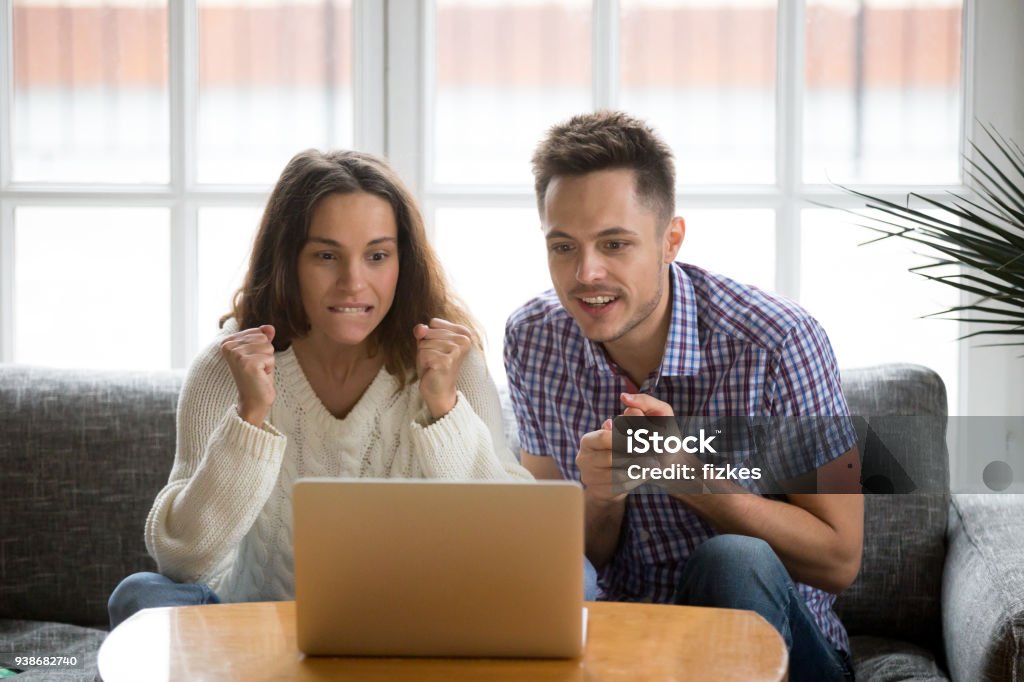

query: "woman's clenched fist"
left=220, top=325, right=277, bottom=426
left=413, top=318, right=473, bottom=420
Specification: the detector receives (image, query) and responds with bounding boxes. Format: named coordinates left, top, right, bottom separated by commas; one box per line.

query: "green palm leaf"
left=840, top=126, right=1024, bottom=348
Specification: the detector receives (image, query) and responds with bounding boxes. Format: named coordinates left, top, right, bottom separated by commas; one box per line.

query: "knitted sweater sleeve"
left=408, top=348, right=534, bottom=481
left=144, top=338, right=287, bottom=584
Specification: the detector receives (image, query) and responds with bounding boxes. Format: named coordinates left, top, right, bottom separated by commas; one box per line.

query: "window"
left=1, top=0, right=374, bottom=369
left=2, top=0, right=1021, bottom=418
left=421, top=0, right=965, bottom=412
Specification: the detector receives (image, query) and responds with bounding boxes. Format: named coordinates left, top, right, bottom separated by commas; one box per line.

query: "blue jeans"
left=674, top=535, right=854, bottom=682
left=111, top=564, right=594, bottom=631
left=108, top=571, right=221, bottom=630
left=584, top=556, right=599, bottom=601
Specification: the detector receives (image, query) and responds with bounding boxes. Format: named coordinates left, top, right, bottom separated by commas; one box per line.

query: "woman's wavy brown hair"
left=223, top=149, right=477, bottom=385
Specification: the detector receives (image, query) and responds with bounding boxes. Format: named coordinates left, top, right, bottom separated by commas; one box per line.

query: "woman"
left=108, top=150, right=532, bottom=628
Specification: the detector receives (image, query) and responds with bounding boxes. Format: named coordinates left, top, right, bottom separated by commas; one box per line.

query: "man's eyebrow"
left=544, top=227, right=638, bottom=241
left=306, top=236, right=397, bottom=247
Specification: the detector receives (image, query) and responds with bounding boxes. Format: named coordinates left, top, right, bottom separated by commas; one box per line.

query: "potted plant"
left=838, top=125, right=1024, bottom=350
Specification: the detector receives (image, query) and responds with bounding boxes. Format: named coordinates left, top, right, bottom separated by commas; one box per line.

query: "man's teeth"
left=582, top=296, right=617, bottom=306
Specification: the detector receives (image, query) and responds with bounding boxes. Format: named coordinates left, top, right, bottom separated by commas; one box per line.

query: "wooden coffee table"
left=98, top=600, right=787, bottom=681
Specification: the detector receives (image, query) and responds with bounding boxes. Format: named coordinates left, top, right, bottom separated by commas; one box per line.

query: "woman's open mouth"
left=328, top=305, right=373, bottom=314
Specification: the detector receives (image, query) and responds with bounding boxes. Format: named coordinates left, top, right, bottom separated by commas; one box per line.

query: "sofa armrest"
left=942, top=494, right=1024, bottom=682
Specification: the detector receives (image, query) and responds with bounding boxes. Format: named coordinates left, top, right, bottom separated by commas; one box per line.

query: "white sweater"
left=145, top=326, right=532, bottom=603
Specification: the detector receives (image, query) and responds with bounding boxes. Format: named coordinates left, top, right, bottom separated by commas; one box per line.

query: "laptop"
left=293, top=478, right=586, bottom=658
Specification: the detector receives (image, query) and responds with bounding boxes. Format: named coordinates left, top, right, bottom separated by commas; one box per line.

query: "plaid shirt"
left=504, top=262, right=857, bottom=654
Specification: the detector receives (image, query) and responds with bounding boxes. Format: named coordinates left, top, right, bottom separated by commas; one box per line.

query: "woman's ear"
left=664, top=216, right=685, bottom=263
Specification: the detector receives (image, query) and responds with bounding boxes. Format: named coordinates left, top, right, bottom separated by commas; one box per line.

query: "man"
left=504, top=111, right=862, bottom=681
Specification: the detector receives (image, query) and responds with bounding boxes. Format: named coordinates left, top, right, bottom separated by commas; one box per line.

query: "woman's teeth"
left=330, top=306, right=369, bottom=313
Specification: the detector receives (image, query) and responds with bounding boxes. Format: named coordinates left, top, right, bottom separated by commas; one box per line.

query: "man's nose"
left=576, top=250, right=606, bottom=284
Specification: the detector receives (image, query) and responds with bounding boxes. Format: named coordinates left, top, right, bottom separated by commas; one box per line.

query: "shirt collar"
left=660, top=262, right=701, bottom=378
left=581, top=262, right=701, bottom=379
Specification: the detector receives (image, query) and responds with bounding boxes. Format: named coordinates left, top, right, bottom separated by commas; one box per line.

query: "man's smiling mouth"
left=580, top=295, right=618, bottom=307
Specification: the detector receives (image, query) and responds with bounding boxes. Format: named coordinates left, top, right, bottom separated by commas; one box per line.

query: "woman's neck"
left=290, top=333, right=383, bottom=386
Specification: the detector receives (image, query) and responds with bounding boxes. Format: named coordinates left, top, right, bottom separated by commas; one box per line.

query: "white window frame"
left=0, top=0, right=385, bottom=367
left=1, top=0, right=1022, bottom=422
left=386, top=0, right=1024, bottom=421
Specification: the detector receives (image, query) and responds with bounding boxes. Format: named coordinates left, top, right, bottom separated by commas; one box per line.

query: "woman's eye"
left=316, top=251, right=336, bottom=261
left=368, top=251, right=390, bottom=262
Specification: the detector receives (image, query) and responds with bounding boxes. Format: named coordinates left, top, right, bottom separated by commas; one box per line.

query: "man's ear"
left=663, top=216, right=685, bottom=263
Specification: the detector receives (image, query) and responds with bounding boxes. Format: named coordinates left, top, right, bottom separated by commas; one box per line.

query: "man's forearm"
left=584, top=495, right=626, bottom=569
left=675, top=491, right=862, bottom=593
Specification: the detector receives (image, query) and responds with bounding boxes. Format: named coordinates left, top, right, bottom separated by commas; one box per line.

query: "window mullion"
left=354, top=0, right=386, bottom=156
left=0, top=202, right=12, bottom=363
left=386, top=0, right=426, bottom=204
left=0, top=1, right=12, bottom=361
left=169, top=0, right=193, bottom=193
left=169, top=0, right=198, bottom=368
left=0, top=0, right=11, bottom=189
left=775, top=0, right=804, bottom=301
left=592, top=0, right=619, bottom=111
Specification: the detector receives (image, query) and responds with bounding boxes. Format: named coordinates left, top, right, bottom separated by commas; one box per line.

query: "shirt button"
left=638, top=530, right=650, bottom=542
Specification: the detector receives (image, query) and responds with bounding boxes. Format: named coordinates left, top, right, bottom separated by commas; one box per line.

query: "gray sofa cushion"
left=850, top=635, right=950, bottom=681
left=0, top=619, right=104, bottom=681
left=835, top=365, right=949, bottom=655
left=0, top=365, right=183, bottom=627
left=943, top=494, right=1024, bottom=682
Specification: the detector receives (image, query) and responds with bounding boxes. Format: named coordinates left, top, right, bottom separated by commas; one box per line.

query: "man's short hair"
left=531, top=110, right=676, bottom=227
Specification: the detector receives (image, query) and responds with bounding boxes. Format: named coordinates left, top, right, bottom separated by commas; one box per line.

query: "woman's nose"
left=335, top=262, right=366, bottom=291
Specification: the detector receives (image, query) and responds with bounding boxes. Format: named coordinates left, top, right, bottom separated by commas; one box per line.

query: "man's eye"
left=550, top=243, right=573, bottom=254
left=605, top=241, right=627, bottom=250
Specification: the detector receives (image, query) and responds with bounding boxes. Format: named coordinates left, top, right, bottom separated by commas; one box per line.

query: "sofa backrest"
left=836, top=364, right=950, bottom=655
left=0, top=364, right=182, bottom=627
left=1, top=361, right=950, bottom=642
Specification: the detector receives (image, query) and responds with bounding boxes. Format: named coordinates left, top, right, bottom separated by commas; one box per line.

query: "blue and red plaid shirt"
left=504, top=261, right=857, bottom=654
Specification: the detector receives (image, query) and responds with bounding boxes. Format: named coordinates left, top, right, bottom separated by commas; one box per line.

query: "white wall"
left=955, top=0, right=1024, bottom=489
left=963, top=0, right=1024, bottom=419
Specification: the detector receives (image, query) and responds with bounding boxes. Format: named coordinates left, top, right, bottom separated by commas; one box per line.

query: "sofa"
left=0, top=362, right=1021, bottom=681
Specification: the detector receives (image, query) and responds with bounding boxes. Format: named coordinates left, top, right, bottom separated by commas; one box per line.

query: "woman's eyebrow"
left=305, top=236, right=397, bottom=248
left=307, top=236, right=341, bottom=247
